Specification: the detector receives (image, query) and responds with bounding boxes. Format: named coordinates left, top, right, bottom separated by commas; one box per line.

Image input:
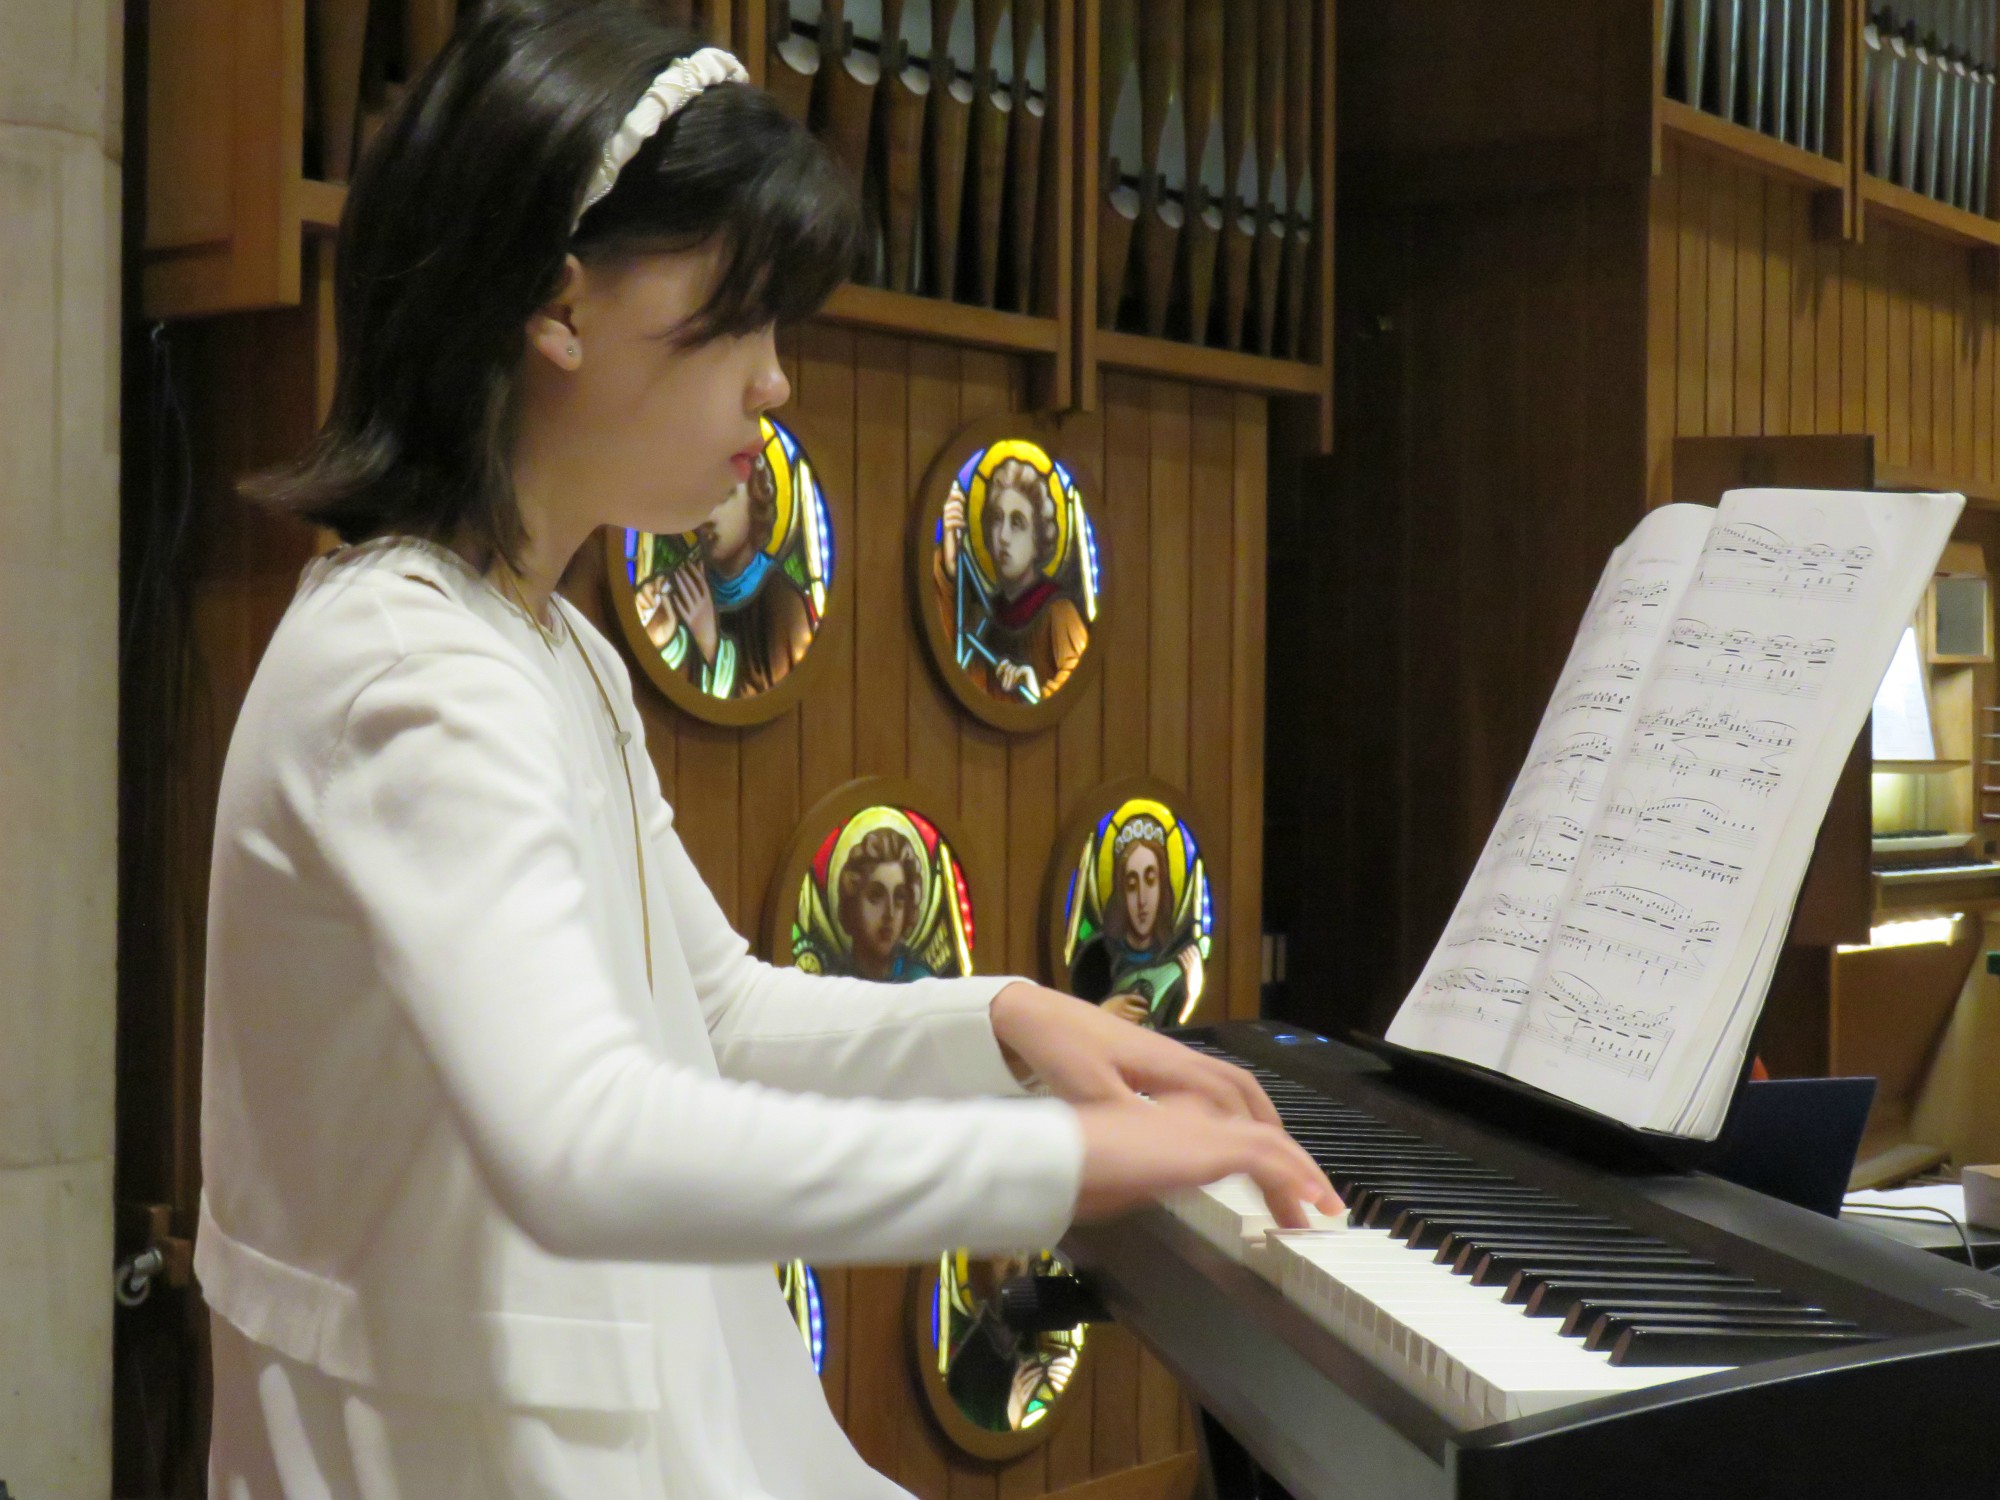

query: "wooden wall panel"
left=1287, top=181, right=1649, bottom=1037
left=1297, top=124, right=2000, bottom=1046
left=1647, top=140, right=2000, bottom=503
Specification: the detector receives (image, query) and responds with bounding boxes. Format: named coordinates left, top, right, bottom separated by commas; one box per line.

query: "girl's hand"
left=991, top=982, right=1284, bottom=1127
left=1071, top=1093, right=1341, bottom=1227
left=991, top=985, right=1341, bottom=1225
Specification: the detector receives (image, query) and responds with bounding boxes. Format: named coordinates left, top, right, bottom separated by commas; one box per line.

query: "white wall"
left=0, top=0, right=123, bottom=1489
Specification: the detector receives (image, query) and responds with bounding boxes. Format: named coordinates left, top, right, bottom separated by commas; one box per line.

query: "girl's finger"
left=1212, top=1058, right=1283, bottom=1128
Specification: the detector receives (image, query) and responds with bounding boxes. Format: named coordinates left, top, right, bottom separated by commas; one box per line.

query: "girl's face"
left=522, top=247, right=788, bottom=541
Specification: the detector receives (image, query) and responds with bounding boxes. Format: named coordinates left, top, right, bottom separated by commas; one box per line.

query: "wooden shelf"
left=1874, top=461, right=2000, bottom=511
left=1657, top=97, right=1848, bottom=196
left=1861, top=174, right=2000, bottom=252
left=814, top=283, right=1060, bottom=355
left=1094, top=329, right=1327, bottom=398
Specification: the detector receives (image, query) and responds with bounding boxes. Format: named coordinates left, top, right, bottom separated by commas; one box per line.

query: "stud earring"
left=567, top=342, right=580, bottom=361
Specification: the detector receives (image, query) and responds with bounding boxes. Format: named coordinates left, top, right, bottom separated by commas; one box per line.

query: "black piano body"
left=1061, top=1022, right=2000, bottom=1500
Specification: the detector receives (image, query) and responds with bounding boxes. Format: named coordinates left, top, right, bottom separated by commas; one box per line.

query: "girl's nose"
left=749, top=349, right=791, bottom=415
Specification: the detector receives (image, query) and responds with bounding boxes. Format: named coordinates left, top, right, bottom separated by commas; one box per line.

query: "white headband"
left=574, top=46, right=750, bottom=229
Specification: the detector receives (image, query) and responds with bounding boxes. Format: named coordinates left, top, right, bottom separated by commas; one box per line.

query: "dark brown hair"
left=245, top=0, right=862, bottom=567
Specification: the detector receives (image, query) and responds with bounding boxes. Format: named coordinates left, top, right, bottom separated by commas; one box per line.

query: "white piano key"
left=1164, top=1174, right=1348, bottom=1273
left=1262, top=1227, right=1728, bottom=1429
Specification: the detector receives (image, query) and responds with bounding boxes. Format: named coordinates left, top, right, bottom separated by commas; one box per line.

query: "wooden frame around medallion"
left=1042, top=775, right=1223, bottom=1027
left=910, top=414, right=1110, bottom=734
left=904, top=1252, right=1086, bottom=1464
left=604, top=411, right=847, bottom=728
left=761, top=777, right=994, bottom=972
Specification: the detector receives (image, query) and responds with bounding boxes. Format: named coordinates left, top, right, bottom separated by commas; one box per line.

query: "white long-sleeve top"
left=195, top=534, right=1084, bottom=1499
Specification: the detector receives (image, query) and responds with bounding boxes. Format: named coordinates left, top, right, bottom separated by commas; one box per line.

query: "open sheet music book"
left=1386, top=489, right=1964, bottom=1140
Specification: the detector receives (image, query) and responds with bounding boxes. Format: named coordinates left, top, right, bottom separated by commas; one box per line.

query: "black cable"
left=1842, top=1200, right=1979, bottom=1265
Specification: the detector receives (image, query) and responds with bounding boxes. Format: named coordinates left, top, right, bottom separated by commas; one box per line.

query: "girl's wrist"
left=989, top=981, right=1049, bottom=1085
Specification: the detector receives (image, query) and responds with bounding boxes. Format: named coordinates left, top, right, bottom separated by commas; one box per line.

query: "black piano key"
left=1290, top=1136, right=1428, bottom=1151
left=1321, top=1161, right=1483, bottom=1181
left=1405, top=1216, right=1629, bottom=1248
left=1400, top=1212, right=1617, bottom=1249
left=1443, top=1232, right=1666, bottom=1271
left=1392, top=1208, right=1624, bottom=1248
left=1372, top=1200, right=1578, bottom=1233
left=1482, top=1251, right=1711, bottom=1289
left=1581, top=1308, right=1856, bottom=1352
left=1513, top=1271, right=1761, bottom=1311
left=1608, top=1324, right=1881, bottom=1366
left=1330, top=1168, right=1507, bottom=1190
left=1326, top=1166, right=1510, bottom=1184
left=1358, top=1190, right=1567, bottom=1227
left=1329, top=1169, right=1511, bottom=1196
left=1559, top=1296, right=1820, bottom=1337
left=1350, top=1184, right=1555, bottom=1216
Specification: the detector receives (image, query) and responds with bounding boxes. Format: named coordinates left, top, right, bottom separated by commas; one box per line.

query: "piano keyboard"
left=1067, top=1023, right=2000, bottom=1499
left=1161, top=1041, right=1879, bottom=1430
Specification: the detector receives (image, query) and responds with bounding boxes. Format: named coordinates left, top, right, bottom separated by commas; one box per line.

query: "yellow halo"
left=964, top=439, right=1075, bottom=589
left=824, top=805, right=940, bottom=954
left=759, top=415, right=798, bottom=559
left=1091, top=798, right=1190, bottom=928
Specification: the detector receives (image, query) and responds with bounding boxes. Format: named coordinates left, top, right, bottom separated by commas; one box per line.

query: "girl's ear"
left=527, top=254, right=588, bottom=371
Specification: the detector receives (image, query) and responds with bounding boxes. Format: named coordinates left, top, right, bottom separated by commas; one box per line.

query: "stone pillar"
left=0, top=0, right=122, bottom=1491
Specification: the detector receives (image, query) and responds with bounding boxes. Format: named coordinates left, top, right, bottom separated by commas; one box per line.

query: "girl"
left=198, top=3, right=1337, bottom=1495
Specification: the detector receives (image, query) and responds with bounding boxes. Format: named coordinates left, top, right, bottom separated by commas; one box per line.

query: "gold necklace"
left=494, top=565, right=655, bottom=991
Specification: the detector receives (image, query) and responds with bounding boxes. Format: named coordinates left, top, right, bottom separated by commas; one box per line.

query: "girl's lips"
left=730, top=453, right=754, bottom=482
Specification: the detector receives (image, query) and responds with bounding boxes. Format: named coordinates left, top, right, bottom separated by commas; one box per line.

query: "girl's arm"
left=317, top=633, right=1080, bottom=1265
left=607, top=640, right=1035, bottom=1100
left=648, top=806, right=1036, bottom=1102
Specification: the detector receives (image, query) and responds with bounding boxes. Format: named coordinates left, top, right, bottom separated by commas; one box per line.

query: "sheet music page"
left=1385, top=504, right=1717, bottom=1069
left=1386, top=489, right=1960, bottom=1136
left=1495, top=489, right=1961, bottom=1130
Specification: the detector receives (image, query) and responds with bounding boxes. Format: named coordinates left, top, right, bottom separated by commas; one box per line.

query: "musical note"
left=1693, top=522, right=1874, bottom=603
left=1575, top=655, right=1646, bottom=684
left=1416, top=967, right=1531, bottom=1030
left=1496, top=813, right=1585, bottom=874
left=1575, top=883, right=1725, bottom=950
left=1661, top=617, right=1836, bottom=699
left=1587, top=577, right=1674, bottom=635
left=1554, top=687, right=1633, bottom=719
left=1602, top=796, right=1758, bottom=852
left=1553, top=921, right=1710, bottom=981
left=1622, top=707, right=1794, bottom=795
left=1521, top=971, right=1674, bottom=1081
left=1521, top=732, right=1615, bottom=798
left=1586, top=833, right=1744, bottom=885
left=1444, top=893, right=1556, bottom=956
